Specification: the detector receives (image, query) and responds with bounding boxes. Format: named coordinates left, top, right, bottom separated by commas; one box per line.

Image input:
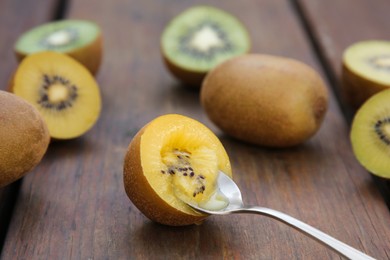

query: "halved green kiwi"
left=350, top=89, right=390, bottom=179
left=161, top=6, right=251, bottom=87
left=342, top=40, right=390, bottom=109
left=14, top=19, right=103, bottom=75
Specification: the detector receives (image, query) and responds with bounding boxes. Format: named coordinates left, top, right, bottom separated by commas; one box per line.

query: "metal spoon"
left=183, top=171, right=375, bottom=260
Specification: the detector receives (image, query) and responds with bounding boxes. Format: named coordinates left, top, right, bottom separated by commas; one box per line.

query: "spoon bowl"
left=183, top=171, right=375, bottom=260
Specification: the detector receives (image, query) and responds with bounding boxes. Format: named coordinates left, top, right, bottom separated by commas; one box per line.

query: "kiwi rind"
left=200, top=54, right=328, bottom=147
left=350, top=89, right=390, bottom=179
left=342, top=64, right=388, bottom=110
left=0, top=91, right=50, bottom=188
left=14, top=19, right=103, bottom=75
left=163, top=56, right=207, bottom=87
left=161, top=5, right=251, bottom=87
left=342, top=40, right=390, bottom=109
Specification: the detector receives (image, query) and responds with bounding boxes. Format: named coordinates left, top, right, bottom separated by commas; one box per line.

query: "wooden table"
left=1, top=0, right=389, bottom=259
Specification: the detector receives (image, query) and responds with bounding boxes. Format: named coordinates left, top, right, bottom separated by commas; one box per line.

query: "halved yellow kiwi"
left=11, top=51, right=101, bottom=140
left=123, top=114, right=232, bottom=226
left=342, top=40, right=390, bottom=109
left=350, top=89, right=390, bottom=179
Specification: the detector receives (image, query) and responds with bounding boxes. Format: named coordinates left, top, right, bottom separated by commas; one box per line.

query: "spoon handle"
left=237, top=206, right=375, bottom=260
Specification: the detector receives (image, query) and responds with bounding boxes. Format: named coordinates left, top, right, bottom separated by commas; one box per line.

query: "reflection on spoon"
left=181, top=171, right=376, bottom=260
left=198, top=189, right=229, bottom=211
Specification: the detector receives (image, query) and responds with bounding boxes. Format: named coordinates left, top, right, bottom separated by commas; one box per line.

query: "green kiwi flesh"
left=350, top=88, right=390, bottom=179
left=161, top=6, right=250, bottom=86
left=15, top=20, right=100, bottom=54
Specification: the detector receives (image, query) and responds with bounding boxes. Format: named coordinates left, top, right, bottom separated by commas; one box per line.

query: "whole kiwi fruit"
left=201, top=54, right=329, bottom=147
left=0, top=90, right=50, bottom=187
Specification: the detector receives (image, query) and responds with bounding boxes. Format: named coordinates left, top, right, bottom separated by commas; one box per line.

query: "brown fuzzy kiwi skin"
left=0, top=91, right=50, bottom=188
left=6, top=71, right=15, bottom=92
left=162, top=45, right=252, bottom=88
left=341, top=63, right=388, bottom=110
left=162, top=55, right=206, bottom=88
left=7, top=72, right=57, bottom=143
left=123, top=125, right=207, bottom=226
left=201, top=54, right=328, bottom=148
left=14, top=34, right=103, bottom=76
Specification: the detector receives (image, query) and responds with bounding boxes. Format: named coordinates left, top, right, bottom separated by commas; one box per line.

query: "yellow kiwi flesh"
left=11, top=51, right=101, bottom=140
left=123, top=114, right=232, bottom=226
left=342, top=40, right=390, bottom=109
left=0, top=91, right=50, bottom=187
left=201, top=54, right=328, bottom=147
left=351, top=89, right=390, bottom=179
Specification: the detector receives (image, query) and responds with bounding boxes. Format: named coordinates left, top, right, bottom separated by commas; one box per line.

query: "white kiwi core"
left=189, top=26, right=224, bottom=52
left=373, top=56, right=390, bottom=69
left=47, top=29, right=74, bottom=46
left=48, top=84, right=70, bottom=103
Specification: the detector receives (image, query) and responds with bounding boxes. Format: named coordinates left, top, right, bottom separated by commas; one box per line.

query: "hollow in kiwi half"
left=161, top=6, right=251, bottom=87
left=123, top=114, right=232, bottom=226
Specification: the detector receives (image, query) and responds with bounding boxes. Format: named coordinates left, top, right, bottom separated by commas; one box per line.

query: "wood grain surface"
left=295, top=0, right=390, bottom=115
left=296, top=0, right=390, bottom=210
left=1, top=0, right=389, bottom=259
left=0, top=0, right=60, bottom=250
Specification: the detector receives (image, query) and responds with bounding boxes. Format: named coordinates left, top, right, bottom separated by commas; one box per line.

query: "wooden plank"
left=0, top=0, right=60, bottom=251
left=295, top=0, right=390, bottom=210
left=1, top=0, right=389, bottom=259
left=295, top=0, right=390, bottom=84
left=0, top=184, right=19, bottom=252
left=294, top=0, right=390, bottom=122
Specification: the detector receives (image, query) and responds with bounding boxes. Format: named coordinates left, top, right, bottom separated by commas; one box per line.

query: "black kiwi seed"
left=43, top=74, right=51, bottom=85
left=163, top=149, right=209, bottom=197
left=374, top=118, right=390, bottom=145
